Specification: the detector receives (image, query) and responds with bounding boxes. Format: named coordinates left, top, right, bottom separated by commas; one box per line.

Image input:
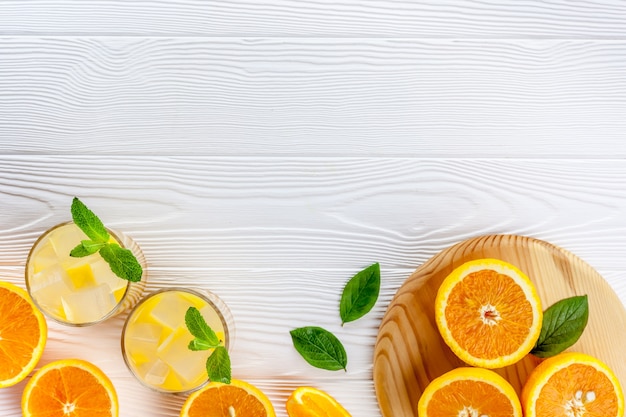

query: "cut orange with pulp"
left=22, top=359, right=118, bottom=417
left=418, top=367, right=522, bottom=417
left=435, top=258, right=542, bottom=368
left=521, top=352, right=624, bottom=417
left=286, top=386, right=352, bottom=417
left=180, top=379, right=276, bottom=417
left=0, top=281, right=47, bottom=388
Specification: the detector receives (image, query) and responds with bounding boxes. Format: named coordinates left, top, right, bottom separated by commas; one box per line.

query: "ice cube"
left=149, top=293, right=190, bottom=330
left=30, top=268, right=72, bottom=319
left=49, top=225, right=88, bottom=259
left=61, top=283, right=116, bottom=323
left=31, top=242, right=59, bottom=273
left=142, top=359, right=170, bottom=387
left=29, top=265, right=69, bottom=293
left=90, top=259, right=127, bottom=299
left=129, top=322, right=162, bottom=344
left=157, top=326, right=208, bottom=384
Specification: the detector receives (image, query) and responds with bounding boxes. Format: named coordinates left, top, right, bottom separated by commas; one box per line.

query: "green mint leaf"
left=185, top=307, right=220, bottom=347
left=531, top=295, right=589, bottom=358
left=99, top=243, right=143, bottom=282
left=71, top=197, right=110, bottom=243
left=206, top=346, right=231, bottom=384
left=70, top=240, right=106, bottom=257
left=340, top=262, right=380, bottom=325
left=290, top=326, right=347, bottom=371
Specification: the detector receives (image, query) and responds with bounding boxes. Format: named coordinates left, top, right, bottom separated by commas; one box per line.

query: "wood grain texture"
left=1, top=0, right=625, bottom=38
left=1, top=38, right=626, bottom=156
left=373, top=234, right=626, bottom=417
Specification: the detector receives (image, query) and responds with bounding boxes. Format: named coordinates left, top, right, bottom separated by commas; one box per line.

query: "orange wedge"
left=180, top=379, right=276, bottom=417
left=522, top=352, right=624, bottom=417
left=435, top=258, right=542, bottom=368
left=418, top=367, right=522, bottom=417
left=0, top=281, right=47, bottom=388
left=286, top=386, right=352, bottom=417
left=22, top=359, right=118, bottom=417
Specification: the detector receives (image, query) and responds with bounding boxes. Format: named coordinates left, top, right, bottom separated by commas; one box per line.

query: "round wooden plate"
left=373, top=234, right=626, bottom=417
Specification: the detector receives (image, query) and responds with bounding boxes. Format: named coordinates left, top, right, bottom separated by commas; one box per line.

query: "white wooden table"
left=1, top=1, right=626, bottom=416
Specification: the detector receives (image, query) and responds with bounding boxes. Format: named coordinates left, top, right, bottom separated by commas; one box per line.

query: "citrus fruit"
left=286, top=386, right=351, bottom=417
left=434, top=258, right=543, bottom=368
left=180, top=379, right=276, bottom=417
left=0, top=281, right=47, bottom=388
left=521, top=352, right=624, bottom=417
left=22, top=359, right=118, bottom=417
left=417, top=367, right=522, bottom=417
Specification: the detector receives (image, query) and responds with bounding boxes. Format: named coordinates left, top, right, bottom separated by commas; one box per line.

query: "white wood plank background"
left=1, top=1, right=626, bottom=416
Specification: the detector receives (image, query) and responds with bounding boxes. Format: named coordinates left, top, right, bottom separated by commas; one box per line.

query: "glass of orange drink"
left=25, top=221, right=147, bottom=326
left=121, top=287, right=234, bottom=393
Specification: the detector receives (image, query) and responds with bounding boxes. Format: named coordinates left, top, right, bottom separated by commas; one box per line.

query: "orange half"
left=418, top=367, right=522, bottom=417
left=286, top=386, right=352, bottom=417
left=522, top=352, right=624, bottom=417
left=22, top=359, right=118, bottom=417
left=0, top=281, right=47, bottom=387
left=435, top=258, right=542, bottom=368
left=180, top=379, right=276, bottom=417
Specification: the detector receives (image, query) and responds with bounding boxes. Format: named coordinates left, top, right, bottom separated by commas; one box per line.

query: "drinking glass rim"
left=120, top=286, right=232, bottom=395
left=25, top=221, right=135, bottom=327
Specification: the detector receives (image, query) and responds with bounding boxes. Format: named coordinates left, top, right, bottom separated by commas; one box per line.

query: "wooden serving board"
left=373, top=234, right=626, bottom=417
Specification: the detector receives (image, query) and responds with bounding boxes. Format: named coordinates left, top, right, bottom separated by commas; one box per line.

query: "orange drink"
left=25, top=222, right=146, bottom=326
left=121, top=288, right=233, bottom=393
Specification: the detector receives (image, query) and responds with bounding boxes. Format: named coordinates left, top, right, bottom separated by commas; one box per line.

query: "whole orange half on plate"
left=522, top=352, right=624, bottom=417
left=286, top=386, right=351, bottom=417
left=417, top=367, right=522, bottom=417
left=0, top=281, right=47, bottom=388
left=22, top=359, right=118, bottom=417
left=180, top=379, right=276, bottom=417
left=435, top=258, right=543, bottom=368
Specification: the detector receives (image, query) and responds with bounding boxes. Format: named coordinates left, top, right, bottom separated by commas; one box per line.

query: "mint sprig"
left=69, top=197, right=143, bottom=282
left=185, top=306, right=231, bottom=384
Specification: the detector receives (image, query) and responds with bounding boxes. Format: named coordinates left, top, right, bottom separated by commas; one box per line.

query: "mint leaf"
left=70, top=240, right=106, bottom=257
left=206, top=346, right=231, bottom=384
left=99, top=243, right=143, bottom=282
left=184, top=306, right=231, bottom=384
left=290, top=326, right=347, bottom=371
left=531, top=295, right=589, bottom=358
left=71, top=197, right=110, bottom=243
left=340, top=262, right=380, bottom=325
left=185, top=307, right=220, bottom=347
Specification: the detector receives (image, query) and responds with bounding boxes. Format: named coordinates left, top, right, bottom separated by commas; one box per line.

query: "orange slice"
left=435, top=258, right=542, bottom=368
left=286, top=386, right=352, bottom=417
left=180, top=379, right=276, bottom=417
left=0, top=281, right=47, bottom=387
left=521, top=352, right=624, bottom=417
left=22, top=359, right=118, bottom=417
left=418, top=367, right=522, bottom=417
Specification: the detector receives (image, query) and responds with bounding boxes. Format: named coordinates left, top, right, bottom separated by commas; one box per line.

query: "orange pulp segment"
left=0, top=281, right=47, bottom=387
left=521, top=352, right=624, bottom=417
left=435, top=258, right=542, bottom=368
left=22, top=359, right=118, bottom=417
left=286, top=386, right=352, bottom=417
left=418, top=367, right=522, bottom=417
left=180, top=379, right=276, bottom=417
